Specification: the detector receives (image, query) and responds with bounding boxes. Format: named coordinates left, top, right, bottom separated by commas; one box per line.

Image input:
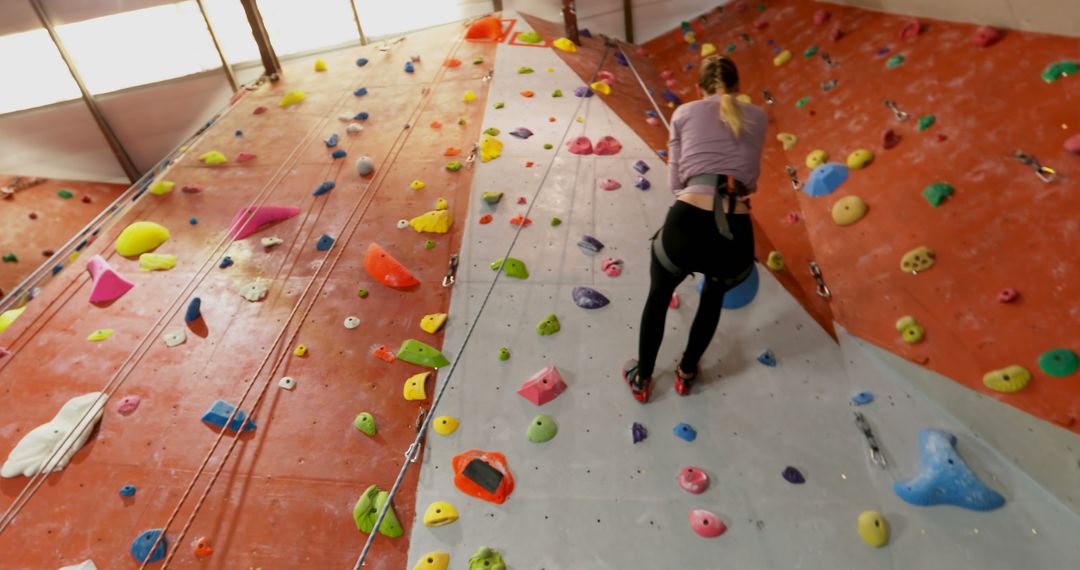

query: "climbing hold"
left=1038, top=348, right=1078, bottom=377
left=2, top=252, right=16, bottom=263
left=423, top=502, right=459, bottom=527
left=86, top=255, right=134, bottom=303
left=536, top=314, right=560, bottom=336
left=354, top=86, right=368, bottom=97
left=773, top=49, right=792, bottom=66
left=777, top=133, right=797, bottom=150
left=324, top=133, right=339, bottom=148
left=813, top=9, right=830, bottom=25
left=278, top=376, right=296, bottom=390
left=410, top=209, right=454, bottom=234
left=218, top=256, right=234, bottom=269
left=467, top=547, right=506, bottom=570
left=900, top=246, right=935, bottom=273
left=331, top=149, right=347, bottom=159
left=509, top=127, right=533, bottom=139
left=445, top=161, right=462, bottom=171
left=492, top=101, right=504, bottom=109
left=480, top=135, right=503, bottom=162
left=689, top=510, right=727, bottom=538
left=227, top=206, right=300, bottom=240
left=993, top=288, right=1018, bottom=304
left=355, top=156, right=375, bottom=176
left=313, top=181, right=335, bottom=196
left=201, top=400, right=256, bottom=433
left=679, top=466, right=709, bottom=494
left=518, top=366, right=567, bottom=405
left=917, top=114, right=936, bottom=132
left=517, top=31, right=542, bottom=43
left=429, top=414, right=462, bottom=438
left=757, top=349, right=778, bottom=367
left=852, top=391, right=874, bottom=406
left=804, top=163, right=848, bottom=197
left=795, top=96, right=810, bottom=108
left=982, top=365, right=1031, bottom=393
left=832, top=195, right=868, bottom=226
left=198, top=151, right=227, bottom=164
left=594, top=136, right=622, bottom=155
left=148, top=180, right=174, bottom=195
left=344, top=316, right=361, bottom=329
left=550, top=217, right=562, bottom=227
left=0, top=391, right=105, bottom=478
left=846, top=149, right=874, bottom=169
left=420, top=313, right=447, bottom=334
left=238, top=279, right=270, bottom=302
left=765, top=251, right=784, bottom=271
left=527, top=414, right=557, bottom=443
left=86, top=329, right=113, bottom=342
left=805, top=149, right=828, bottom=169
left=633, top=160, right=650, bottom=175
left=453, top=450, right=515, bottom=504
left=315, top=234, right=335, bottom=251
left=353, top=485, right=403, bottom=537
left=572, top=286, right=610, bottom=309
left=922, top=182, right=954, bottom=207
left=573, top=86, right=594, bottom=98
left=116, top=395, right=140, bottom=414
left=498, top=347, right=510, bottom=361
left=567, top=135, right=593, bottom=155
left=519, top=90, right=534, bottom=98
left=553, top=37, right=577, bottom=52
left=193, top=537, right=213, bottom=558
left=577, top=235, right=604, bottom=254
left=189, top=217, right=199, bottom=225
left=673, top=423, right=697, bottom=442
left=895, top=315, right=925, bottom=344
left=354, top=412, right=377, bottom=435
left=782, top=466, right=806, bottom=484
left=478, top=214, right=493, bottom=224
left=857, top=510, right=889, bottom=548
left=355, top=112, right=369, bottom=121
left=116, top=221, right=170, bottom=256
left=894, top=428, right=1005, bottom=510
left=701, top=42, right=717, bottom=57
left=1065, top=133, right=1080, bottom=153
left=364, top=243, right=419, bottom=288
left=314, top=58, right=327, bottom=71
left=184, top=297, right=201, bottom=323
left=490, top=257, right=529, bottom=279
left=397, top=339, right=450, bottom=368
left=130, top=529, right=167, bottom=564
left=590, top=81, right=611, bottom=95
left=119, top=485, right=137, bottom=497
left=293, top=344, right=308, bottom=357
left=630, top=422, right=648, bottom=443
left=463, top=90, right=477, bottom=102
left=599, top=178, right=621, bottom=191
left=886, top=55, right=905, bottom=69
left=516, top=66, right=534, bottom=75
left=162, top=329, right=186, bottom=348
left=634, top=176, right=651, bottom=190
left=404, top=61, right=415, bottom=73
left=414, top=551, right=450, bottom=570
left=900, top=19, right=923, bottom=40
left=882, top=128, right=902, bottom=149
left=253, top=105, right=267, bottom=114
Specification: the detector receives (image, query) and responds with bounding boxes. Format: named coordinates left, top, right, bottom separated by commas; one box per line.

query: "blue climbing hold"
left=894, top=429, right=1005, bottom=511
left=684, top=63, right=694, bottom=71
left=803, top=163, right=848, bottom=197
left=130, top=529, right=167, bottom=564
left=184, top=297, right=201, bottom=323
left=354, top=87, right=368, bottom=97
left=632, top=422, right=647, bottom=443
left=355, top=112, right=369, bottom=121
left=645, top=110, right=657, bottom=118
left=119, top=485, right=137, bottom=497
left=404, top=61, right=414, bottom=73
left=316, top=234, right=335, bottom=251
left=697, top=264, right=759, bottom=309
left=235, top=129, right=243, bottom=136
left=331, top=149, right=347, bottom=159
left=189, top=217, right=198, bottom=225
left=313, top=181, right=335, bottom=196
left=634, top=176, right=651, bottom=190
left=852, top=391, right=874, bottom=406
left=613, top=51, right=628, bottom=66
left=218, top=256, right=233, bottom=269
left=657, top=149, right=668, bottom=157
left=201, top=400, right=256, bottom=433
left=51, top=264, right=63, bottom=275
left=356, top=57, right=369, bottom=66
left=757, top=350, right=777, bottom=367
left=580, top=28, right=592, bottom=38
left=674, top=423, right=697, bottom=442
left=325, top=133, right=339, bottom=148
left=661, top=89, right=681, bottom=105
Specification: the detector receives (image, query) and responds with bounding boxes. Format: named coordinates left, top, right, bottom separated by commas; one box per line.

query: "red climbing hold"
left=972, top=26, right=1003, bottom=47
left=936, top=134, right=948, bottom=143
left=813, top=9, right=830, bottom=26
left=445, top=58, right=462, bottom=68
left=883, top=128, right=902, bottom=150
left=430, top=121, right=442, bottom=129
left=997, top=288, right=1019, bottom=303
left=465, top=16, right=502, bottom=41
left=594, top=136, right=622, bottom=155
left=372, top=344, right=397, bottom=362
left=829, top=26, right=844, bottom=42
left=452, top=450, right=515, bottom=504
left=516, top=197, right=527, bottom=205
left=753, top=17, right=769, bottom=30
left=363, top=243, right=419, bottom=288
left=253, top=106, right=267, bottom=115
left=228, top=205, right=301, bottom=240
left=900, top=19, right=923, bottom=40
left=524, top=161, right=535, bottom=168
left=1064, top=134, right=1080, bottom=154
left=509, top=214, right=532, bottom=227
left=479, top=214, right=493, bottom=224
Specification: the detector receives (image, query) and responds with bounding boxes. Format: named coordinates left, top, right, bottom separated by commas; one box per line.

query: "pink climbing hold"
left=997, top=288, right=1019, bottom=303
left=635, top=47, right=647, bottom=57
left=117, top=395, right=141, bottom=415
left=601, top=258, right=623, bottom=277
left=830, top=26, right=844, bottom=41
left=660, top=70, right=673, bottom=80
left=972, top=26, right=1003, bottom=47
left=900, top=19, right=923, bottom=40
left=227, top=205, right=301, bottom=240
left=517, top=366, right=568, bottom=406
left=235, top=152, right=257, bottom=163
left=669, top=293, right=679, bottom=309
left=664, top=79, right=678, bottom=88
left=1064, top=133, right=1080, bottom=154
left=599, top=178, right=621, bottom=191
left=785, top=212, right=801, bottom=225
left=679, top=466, right=709, bottom=494
left=597, top=71, right=616, bottom=84
left=86, top=255, right=134, bottom=304
left=813, top=9, right=830, bottom=26
left=567, top=136, right=593, bottom=155
left=593, top=136, right=622, bottom=156
left=689, top=509, right=727, bottom=538
left=646, top=117, right=661, bottom=126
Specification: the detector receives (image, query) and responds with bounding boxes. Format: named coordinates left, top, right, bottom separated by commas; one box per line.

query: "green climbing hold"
left=804, top=45, right=818, bottom=58
left=473, top=56, right=484, bottom=64
left=795, top=97, right=810, bottom=108
left=483, top=127, right=500, bottom=136
left=536, top=314, right=560, bottom=336
left=490, top=257, right=529, bottom=279
left=1038, top=348, right=1078, bottom=377
left=494, top=101, right=505, bottom=109
left=446, top=161, right=462, bottom=171
left=518, top=31, right=542, bottom=44
left=397, top=338, right=451, bottom=368
left=468, top=547, right=506, bottom=570
left=886, top=55, right=905, bottom=69
left=552, top=89, right=563, bottom=97
left=499, top=347, right=510, bottom=361
left=357, top=289, right=369, bottom=298
left=527, top=414, right=558, bottom=443
left=517, top=66, right=534, bottom=74
left=1041, top=60, right=1078, bottom=83
left=2, top=253, right=17, bottom=263
left=922, top=182, right=954, bottom=207
left=57, top=189, right=74, bottom=199
left=725, top=43, right=736, bottom=54
left=550, top=217, right=562, bottom=227
left=354, top=412, right=377, bottom=435
left=424, top=240, right=436, bottom=250
left=352, top=485, right=403, bottom=538
left=917, top=114, right=936, bottom=132
left=544, top=143, right=553, bottom=150
left=482, top=191, right=503, bottom=204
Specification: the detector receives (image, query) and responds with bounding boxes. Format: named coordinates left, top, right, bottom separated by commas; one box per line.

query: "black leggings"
left=637, top=201, right=754, bottom=379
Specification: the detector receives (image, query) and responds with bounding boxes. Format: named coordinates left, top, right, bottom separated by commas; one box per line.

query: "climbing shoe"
left=674, top=367, right=697, bottom=396
left=621, top=359, right=651, bottom=404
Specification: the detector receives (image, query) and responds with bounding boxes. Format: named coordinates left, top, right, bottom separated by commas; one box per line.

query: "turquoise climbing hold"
left=396, top=338, right=451, bottom=368
left=893, top=429, right=1005, bottom=511
left=795, top=96, right=810, bottom=108
left=886, top=55, right=905, bottom=69
left=922, top=182, right=954, bottom=206
left=1038, top=348, right=1078, bottom=377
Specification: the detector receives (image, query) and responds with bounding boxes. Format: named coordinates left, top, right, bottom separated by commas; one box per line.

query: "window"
left=0, top=29, right=82, bottom=114
left=255, top=0, right=359, bottom=57
left=356, top=0, right=493, bottom=40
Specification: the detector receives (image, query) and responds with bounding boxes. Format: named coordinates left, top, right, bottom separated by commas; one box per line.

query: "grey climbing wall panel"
left=407, top=12, right=1080, bottom=569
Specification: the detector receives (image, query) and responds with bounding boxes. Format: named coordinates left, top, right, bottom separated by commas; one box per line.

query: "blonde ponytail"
left=719, top=92, right=744, bottom=138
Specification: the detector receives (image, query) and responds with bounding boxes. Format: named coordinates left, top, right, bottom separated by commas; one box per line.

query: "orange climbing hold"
left=372, top=344, right=397, bottom=362
left=452, top=449, right=515, bottom=504
left=548, top=117, right=556, bottom=122
left=430, top=121, right=442, bottom=129
left=520, top=90, right=534, bottom=98
left=509, top=214, right=532, bottom=227
left=444, top=147, right=461, bottom=157
left=364, top=243, right=420, bottom=288
left=479, top=214, right=493, bottom=224
left=445, top=58, right=462, bottom=68
left=193, top=537, right=213, bottom=558
left=524, top=161, right=535, bottom=168
left=465, top=16, right=502, bottom=41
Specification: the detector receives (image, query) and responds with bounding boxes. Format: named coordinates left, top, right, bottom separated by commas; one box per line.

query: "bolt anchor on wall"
left=809, top=261, right=831, bottom=299
left=762, top=89, right=775, bottom=104
left=882, top=99, right=908, bottom=121
left=1013, top=150, right=1056, bottom=183
left=854, top=412, right=887, bottom=468
left=785, top=166, right=802, bottom=190
left=442, top=254, right=459, bottom=287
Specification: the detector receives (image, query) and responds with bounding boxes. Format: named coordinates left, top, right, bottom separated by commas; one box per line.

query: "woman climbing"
left=622, top=55, right=768, bottom=403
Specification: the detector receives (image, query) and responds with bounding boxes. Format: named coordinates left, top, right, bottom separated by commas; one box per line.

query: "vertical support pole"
left=492, top=0, right=504, bottom=12
left=194, top=0, right=239, bottom=91
left=348, top=0, right=367, bottom=46
left=561, top=0, right=580, bottom=45
left=239, top=0, right=281, bottom=79
left=623, top=0, right=634, bottom=43
left=28, top=0, right=140, bottom=183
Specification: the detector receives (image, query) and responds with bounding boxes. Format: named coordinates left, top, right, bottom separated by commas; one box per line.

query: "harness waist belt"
left=686, top=173, right=721, bottom=187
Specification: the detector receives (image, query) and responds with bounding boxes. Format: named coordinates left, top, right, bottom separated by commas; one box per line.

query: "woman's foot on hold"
left=674, top=366, right=697, bottom=396
left=622, top=359, right=651, bottom=403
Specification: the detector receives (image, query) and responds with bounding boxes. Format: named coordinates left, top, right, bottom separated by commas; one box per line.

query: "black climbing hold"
left=782, top=466, right=805, bottom=484
left=462, top=458, right=504, bottom=494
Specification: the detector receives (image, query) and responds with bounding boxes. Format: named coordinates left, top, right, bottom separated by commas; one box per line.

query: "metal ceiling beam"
left=27, top=0, right=140, bottom=183
left=195, top=0, right=239, bottom=91
left=562, top=0, right=580, bottom=45
left=349, top=1, right=368, bottom=45
left=240, top=0, right=281, bottom=79
left=623, top=0, right=634, bottom=43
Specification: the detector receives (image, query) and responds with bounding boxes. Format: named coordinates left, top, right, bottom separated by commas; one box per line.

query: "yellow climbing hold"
left=983, top=365, right=1031, bottom=393
left=148, top=180, right=174, bottom=195
left=806, top=149, right=829, bottom=169
left=546, top=67, right=554, bottom=73
left=87, top=329, right=113, bottom=342
left=423, top=502, right=459, bottom=527
left=766, top=251, right=785, bottom=271
left=0, top=307, right=26, bottom=334
left=198, top=151, right=227, bottom=165
left=410, top=179, right=426, bottom=190
left=432, top=415, right=459, bottom=435
left=857, top=511, right=889, bottom=548
left=683, top=31, right=697, bottom=44
left=463, top=90, right=477, bottom=102
left=831, top=195, right=868, bottom=226
left=410, top=209, right=454, bottom=234
left=139, top=253, right=177, bottom=272
left=278, top=90, right=306, bottom=107
left=553, top=37, right=577, bottom=52
left=736, top=93, right=752, bottom=104
left=434, top=198, right=448, bottom=211
left=701, top=43, right=717, bottom=57
left=590, top=81, right=611, bottom=95
left=404, top=372, right=429, bottom=401
left=576, top=116, right=585, bottom=123
left=847, top=149, right=874, bottom=169
left=413, top=551, right=449, bottom=570
left=900, top=246, right=935, bottom=274
left=314, top=58, right=327, bottom=72
left=776, top=133, right=798, bottom=150
left=773, top=49, right=793, bottom=66
left=293, top=344, right=308, bottom=357
left=115, top=221, right=170, bottom=257
left=895, top=316, right=925, bottom=344
left=420, top=313, right=448, bottom=334
left=480, top=134, right=503, bottom=162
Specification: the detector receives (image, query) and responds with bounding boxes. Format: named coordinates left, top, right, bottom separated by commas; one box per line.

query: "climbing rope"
left=350, top=42, right=614, bottom=570
left=619, top=44, right=672, bottom=132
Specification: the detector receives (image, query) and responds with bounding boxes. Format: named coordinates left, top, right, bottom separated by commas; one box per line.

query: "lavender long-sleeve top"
left=667, top=94, right=768, bottom=196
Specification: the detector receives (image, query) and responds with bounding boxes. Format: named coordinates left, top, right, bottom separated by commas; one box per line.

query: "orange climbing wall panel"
left=640, top=0, right=1079, bottom=431
left=0, top=22, right=495, bottom=568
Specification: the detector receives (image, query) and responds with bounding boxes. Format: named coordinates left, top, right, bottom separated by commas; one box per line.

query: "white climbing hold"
left=279, top=377, right=296, bottom=390
left=337, top=113, right=353, bottom=122
left=163, top=329, right=187, bottom=347
left=2, top=392, right=105, bottom=478
left=238, top=279, right=270, bottom=302
left=344, top=316, right=361, bottom=329
left=346, top=123, right=363, bottom=134
left=396, top=219, right=409, bottom=229
left=261, top=237, right=283, bottom=248
left=59, top=560, right=99, bottom=570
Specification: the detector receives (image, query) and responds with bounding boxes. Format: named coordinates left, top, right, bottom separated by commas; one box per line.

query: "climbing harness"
left=882, top=99, right=908, bottom=121
left=1013, top=150, right=1056, bottom=183
left=785, top=166, right=802, bottom=190
left=854, top=412, right=888, bottom=468
left=809, top=262, right=831, bottom=299
left=442, top=254, right=459, bottom=287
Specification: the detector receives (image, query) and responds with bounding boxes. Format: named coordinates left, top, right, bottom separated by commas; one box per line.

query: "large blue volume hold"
left=803, top=163, right=848, bottom=197
left=130, top=529, right=167, bottom=563
left=697, top=264, right=759, bottom=309
left=201, top=400, right=257, bottom=433
left=893, top=429, right=1006, bottom=511
left=184, top=297, right=201, bottom=323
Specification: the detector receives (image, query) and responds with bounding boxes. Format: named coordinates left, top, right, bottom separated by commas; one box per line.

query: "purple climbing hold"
left=354, top=87, right=368, bottom=97
left=661, top=90, right=682, bottom=105
left=313, top=181, right=335, bottom=196
left=218, top=256, right=233, bottom=269
left=634, top=160, right=650, bottom=174
left=331, top=149, right=347, bottom=159
left=684, top=63, right=694, bottom=71
left=632, top=422, right=647, bottom=443
left=577, top=235, right=604, bottom=254
left=574, top=86, right=594, bottom=98
left=325, top=133, right=339, bottom=148
left=876, top=47, right=890, bottom=56
left=782, top=466, right=805, bottom=484
left=184, top=297, right=202, bottom=323
left=510, top=128, right=534, bottom=139
left=614, top=51, right=628, bottom=66
left=572, top=286, right=610, bottom=309
left=634, top=176, right=651, bottom=190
